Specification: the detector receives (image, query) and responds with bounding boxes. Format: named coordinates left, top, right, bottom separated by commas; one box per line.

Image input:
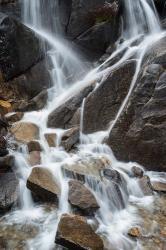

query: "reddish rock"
left=27, top=140, right=42, bottom=153
left=27, top=151, right=41, bottom=166
left=44, top=133, right=57, bottom=147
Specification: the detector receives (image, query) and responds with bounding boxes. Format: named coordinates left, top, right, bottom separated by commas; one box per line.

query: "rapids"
left=0, top=0, right=166, bottom=249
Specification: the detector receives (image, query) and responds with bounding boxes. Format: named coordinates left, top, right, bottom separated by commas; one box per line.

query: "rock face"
left=68, top=180, right=99, bottom=215
left=10, top=122, right=39, bottom=143
left=107, top=38, right=166, bottom=171
left=55, top=214, right=104, bottom=250
left=27, top=167, right=60, bottom=202
left=0, top=13, right=43, bottom=81
left=83, top=60, right=136, bottom=133
left=47, top=85, right=94, bottom=129
left=0, top=170, right=19, bottom=212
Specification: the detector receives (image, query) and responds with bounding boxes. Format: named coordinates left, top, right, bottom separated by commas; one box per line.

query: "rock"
left=128, top=227, right=142, bottom=238
left=27, top=151, right=41, bottom=167
left=27, top=140, right=42, bottom=153
left=0, top=170, right=19, bottom=212
left=0, top=99, right=12, bottom=115
left=103, top=169, right=121, bottom=183
left=44, top=133, right=57, bottom=147
left=0, top=1, right=21, bottom=20
left=68, top=180, right=99, bottom=215
left=61, top=126, right=79, bottom=151
left=62, top=156, right=111, bottom=180
left=0, top=135, right=8, bottom=156
left=10, top=122, right=39, bottom=143
left=83, top=60, right=136, bottom=133
left=5, top=112, right=23, bottom=123
left=131, top=166, right=144, bottom=178
left=0, top=13, right=43, bottom=81
left=55, top=214, right=104, bottom=250
left=27, top=167, right=60, bottom=202
left=138, top=176, right=153, bottom=196
left=0, top=154, right=14, bottom=173
left=47, top=85, right=94, bottom=129
left=107, top=62, right=166, bottom=171
left=16, top=89, right=48, bottom=112
left=151, top=182, right=166, bottom=193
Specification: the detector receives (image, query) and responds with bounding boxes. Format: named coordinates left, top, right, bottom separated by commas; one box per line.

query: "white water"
left=1, top=0, right=166, bottom=249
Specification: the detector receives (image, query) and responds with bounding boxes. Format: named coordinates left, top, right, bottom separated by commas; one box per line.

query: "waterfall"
left=1, top=0, right=165, bottom=250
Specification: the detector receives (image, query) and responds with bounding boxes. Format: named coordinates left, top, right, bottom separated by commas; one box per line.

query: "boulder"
left=47, top=85, right=94, bottom=129
left=0, top=1, right=21, bottom=20
left=27, top=167, right=60, bottom=202
left=27, top=140, right=42, bottom=153
left=55, top=214, right=104, bottom=250
left=131, top=166, right=144, bottom=178
left=0, top=170, right=19, bottom=212
left=62, top=156, right=111, bottom=180
left=151, top=182, right=166, bottom=192
left=138, top=176, right=153, bottom=196
left=107, top=62, right=166, bottom=171
left=0, top=135, right=8, bottom=156
left=44, top=133, right=57, bottom=147
left=83, top=60, right=136, bottom=133
left=10, top=122, right=39, bottom=143
left=27, top=151, right=41, bottom=167
left=61, top=126, right=79, bottom=151
left=5, top=112, right=23, bottom=123
left=68, top=180, right=99, bottom=215
left=0, top=13, right=43, bottom=81
left=0, top=154, right=14, bottom=173
left=128, top=227, right=142, bottom=238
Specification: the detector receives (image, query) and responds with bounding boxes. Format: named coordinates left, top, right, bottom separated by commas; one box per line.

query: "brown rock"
left=138, top=176, right=153, bottom=196
left=151, top=182, right=166, bottom=192
left=0, top=99, right=12, bottom=115
left=5, top=112, right=24, bottom=123
left=28, top=151, right=41, bottom=166
left=44, top=133, right=57, bottom=147
left=61, top=126, right=79, bottom=151
left=131, top=166, right=144, bottom=178
left=128, top=227, right=142, bottom=237
left=10, top=122, right=39, bottom=143
left=27, top=140, right=42, bottom=153
left=27, top=167, right=60, bottom=202
left=68, top=180, right=99, bottom=215
left=55, top=214, right=104, bottom=250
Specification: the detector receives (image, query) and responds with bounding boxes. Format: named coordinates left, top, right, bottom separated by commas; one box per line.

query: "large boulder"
left=107, top=37, right=166, bottom=172
left=68, top=180, right=99, bottom=215
left=27, top=167, right=60, bottom=202
left=83, top=60, right=136, bottom=133
left=0, top=13, right=43, bottom=81
left=55, top=214, right=104, bottom=250
left=10, top=122, right=39, bottom=143
left=47, top=85, right=94, bottom=129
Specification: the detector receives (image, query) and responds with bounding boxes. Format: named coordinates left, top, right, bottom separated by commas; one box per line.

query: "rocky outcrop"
left=107, top=38, right=166, bottom=171
left=10, top=122, right=39, bottom=144
left=68, top=180, right=99, bottom=215
left=47, top=85, right=94, bottom=129
left=55, top=214, right=104, bottom=250
left=83, top=60, right=136, bottom=133
left=27, top=167, right=60, bottom=202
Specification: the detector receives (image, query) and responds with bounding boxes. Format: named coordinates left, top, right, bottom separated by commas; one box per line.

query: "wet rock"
left=83, top=60, right=136, bottom=133
left=0, top=136, right=8, bottom=157
left=151, top=182, right=166, bottom=193
left=131, top=166, right=144, bottom=178
left=103, top=169, right=121, bottom=183
left=128, top=227, right=142, bottom=238
left=27, top=140, right=42, bottom=153
left=138, top=176, right=153, bottom=196
left=0, top=13, right=43, bottom=82
left=0, top=170, right=19, bottom=212
left=5, top=112, right=24, bottom=123
left=55, top=214, right=104, bottom=250
left=68, top=180, right=99, bottom=215
left=0, top=154, right=14, bottom=173
left=0, top=99, right=12, bottom=115
left=27, top=167, right=60, bottom=202
left=63, top=156, right=111, bottom=180
left=27, top=151, right=41, bottom=167
left=47, top=85, right=94, bottom=129
left=16, top=90, right=48, bottom=112
left=44, top=133, right=57, bottom=147
left=61, top=126, right=79, bottom=151
left=10, top=122, right=39, bottom=143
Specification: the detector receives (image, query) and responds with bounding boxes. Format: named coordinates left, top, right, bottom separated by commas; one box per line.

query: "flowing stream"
left=1, top=0, right=166, bottom=249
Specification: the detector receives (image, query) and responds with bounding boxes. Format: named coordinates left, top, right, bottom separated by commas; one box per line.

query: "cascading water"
left=1, top=0, right=166, bottom=249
